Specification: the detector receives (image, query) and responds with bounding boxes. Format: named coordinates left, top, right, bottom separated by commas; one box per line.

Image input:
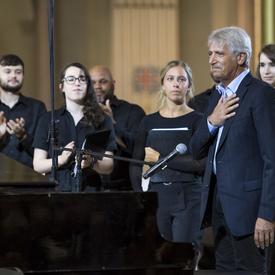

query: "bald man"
left=89, top=66, right=145, bottom=191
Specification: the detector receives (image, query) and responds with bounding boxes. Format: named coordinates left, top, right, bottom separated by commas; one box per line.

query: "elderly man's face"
left=208, top=42, right=241, bottom=86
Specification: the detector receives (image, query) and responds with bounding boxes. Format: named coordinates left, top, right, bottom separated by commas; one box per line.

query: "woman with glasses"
left=33, top=62, right=116, bottom=191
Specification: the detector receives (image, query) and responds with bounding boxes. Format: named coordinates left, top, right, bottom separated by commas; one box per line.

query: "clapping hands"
left=0, top=111, right=27, bottom=141
left=0, top=111, right=7, bottom=139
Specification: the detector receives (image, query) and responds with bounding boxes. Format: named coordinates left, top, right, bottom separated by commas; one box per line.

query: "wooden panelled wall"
left=0, top=0, right=272, bottom=112
left=111, top=0, right=179, bottom=113
left=110, top=0, right=266, bottom=113
left=210, top=0, right=261, bottom=73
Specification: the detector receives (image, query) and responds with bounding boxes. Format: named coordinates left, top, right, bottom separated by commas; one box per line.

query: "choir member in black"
left=0, top=54, right=47, bottom=264
left=33, top=62, right=116, bottom=191
left=130, top=60, right=205, bottom=248
left=256, top=44, right=275, bottom=275
left=89, top=65, right=145, bottom=190
left=0, top=54, right=47, bottom=167
left=256, top=44, right=275, bottom=88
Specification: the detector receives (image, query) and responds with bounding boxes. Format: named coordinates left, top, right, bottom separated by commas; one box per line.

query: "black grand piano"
left=0, top=154, right=195, bottom=275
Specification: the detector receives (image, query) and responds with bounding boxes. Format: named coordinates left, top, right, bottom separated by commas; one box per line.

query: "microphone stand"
left=47, top=0, right=58, bottom=184
left=72, top=149, right=84, bottom=192
left=60, top=147, right=152, bottom=165
left=58, top=147, right=152, bottom=192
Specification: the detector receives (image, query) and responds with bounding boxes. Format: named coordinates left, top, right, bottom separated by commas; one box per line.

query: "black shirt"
left=0, top=94, right=47, bottom=168
left=130, top=111, right=205, bottom=191
left=33, top=107, right=117, bottom=191
left=188, top=86, right=215, bottom=114
left=101, top=95, right=145, bottom=190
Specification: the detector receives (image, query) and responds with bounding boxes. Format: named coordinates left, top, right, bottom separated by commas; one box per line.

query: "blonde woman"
left=130, top=60, right=205, bottom=248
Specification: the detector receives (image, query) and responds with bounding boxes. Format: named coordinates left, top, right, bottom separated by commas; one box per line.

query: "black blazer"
left=190, top=73, right=275, bottom=236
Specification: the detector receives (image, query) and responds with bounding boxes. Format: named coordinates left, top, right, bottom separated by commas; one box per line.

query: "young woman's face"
left=162, top=65, right=190, bottom=105
left=259, top=53, right=275, bottom=87
left=61, top=66, right=88, bottom=103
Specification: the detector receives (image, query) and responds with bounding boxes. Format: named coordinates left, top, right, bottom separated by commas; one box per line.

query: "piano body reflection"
left=0, top=154, right=195, bottom=274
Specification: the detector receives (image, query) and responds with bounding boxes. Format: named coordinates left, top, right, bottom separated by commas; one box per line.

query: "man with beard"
left=0, top=54, right=46, bottom=168
left=89, top=65, right=145, bottom=190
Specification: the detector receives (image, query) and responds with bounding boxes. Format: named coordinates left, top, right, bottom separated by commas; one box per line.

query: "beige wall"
left=0, top=0, right=37, bottom=99
left=179, top=0, right=213, bottom=93
left=0, top=0, right=272, bottom=113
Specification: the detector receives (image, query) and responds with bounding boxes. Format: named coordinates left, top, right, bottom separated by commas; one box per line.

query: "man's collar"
left=17, top=93, right=28, bottom=105
left=227, top=69, right=250, bottom=93
left=216, top=69, right=250, bottom=95
left=56, top=105, right=67, bottom=115
left=0, top=92, right=26, bottom=106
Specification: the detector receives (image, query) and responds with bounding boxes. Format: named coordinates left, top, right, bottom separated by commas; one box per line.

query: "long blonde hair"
left=158, top=60, right=194, bottom=109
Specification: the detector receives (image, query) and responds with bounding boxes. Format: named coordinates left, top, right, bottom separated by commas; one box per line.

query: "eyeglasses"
left=63, top=75, right=87, bottom=85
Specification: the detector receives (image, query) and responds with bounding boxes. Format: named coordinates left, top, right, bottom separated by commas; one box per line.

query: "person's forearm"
left=33, top=158, right=53, bottom=174
left=33, top=155, right=66, bottom=174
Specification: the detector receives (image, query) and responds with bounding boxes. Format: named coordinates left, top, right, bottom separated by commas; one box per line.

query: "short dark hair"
left=0, top=54, right=24, bottom=72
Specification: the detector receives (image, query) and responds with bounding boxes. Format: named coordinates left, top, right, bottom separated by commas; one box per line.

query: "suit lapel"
left=216, top=73, right=253, bottom=152
left=207, top=87, right=221, bottom=116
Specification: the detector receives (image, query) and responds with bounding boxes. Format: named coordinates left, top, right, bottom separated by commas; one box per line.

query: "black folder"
left=145, top=127, right=191, bottom=182
left=146, top=127, right=191, bottom=155
left=83, top=129, right=111, bottom=159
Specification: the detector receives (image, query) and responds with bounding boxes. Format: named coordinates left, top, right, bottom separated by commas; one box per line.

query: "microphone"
left=143, top=143, right=187, bottom=179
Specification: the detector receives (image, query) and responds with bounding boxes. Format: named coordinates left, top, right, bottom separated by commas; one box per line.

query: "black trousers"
left=266, top=241, right=275, bottom=275
left=149, top=181, right=202, bottom=249
left=212, top=193, right=266, bottom=274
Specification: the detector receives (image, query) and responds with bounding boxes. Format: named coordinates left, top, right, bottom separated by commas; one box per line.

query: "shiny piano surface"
left=0, top=153, right=194, bottom=274
left=0, top=192, right=194, bottom=274
left=0, top=153, right=55, bottom=190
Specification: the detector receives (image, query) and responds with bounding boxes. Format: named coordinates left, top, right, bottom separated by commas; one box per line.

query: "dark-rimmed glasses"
left=63, top=75, right=87, bottom=85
